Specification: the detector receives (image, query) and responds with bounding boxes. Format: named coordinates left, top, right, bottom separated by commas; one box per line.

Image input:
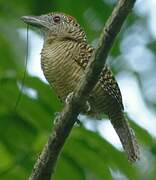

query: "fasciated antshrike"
left=22, top=12, right=139, bottom=162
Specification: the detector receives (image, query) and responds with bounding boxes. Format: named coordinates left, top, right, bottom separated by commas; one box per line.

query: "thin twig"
left=29, top=0, right=136, bottom=179
left=14, top=26, right=29, bottom=112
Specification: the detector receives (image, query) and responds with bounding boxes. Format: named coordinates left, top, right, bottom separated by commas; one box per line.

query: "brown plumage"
left=22, top=12, right=139, bottom=162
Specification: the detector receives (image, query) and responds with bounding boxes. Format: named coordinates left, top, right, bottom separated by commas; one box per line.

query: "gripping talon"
left=86, top=101, right=91, bottom=112
left=65, top=92, right=74, bottom=104
left=74, top=118, right=82, bottom=127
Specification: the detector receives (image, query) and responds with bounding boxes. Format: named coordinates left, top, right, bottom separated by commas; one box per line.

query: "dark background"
left=0, top=0, right=156, bottom=179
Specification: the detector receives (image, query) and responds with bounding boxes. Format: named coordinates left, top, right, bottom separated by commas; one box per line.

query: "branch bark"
left=29, top=0, right=136, bottom=179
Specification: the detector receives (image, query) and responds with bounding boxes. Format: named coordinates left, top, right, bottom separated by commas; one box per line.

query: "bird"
left=21, top=12, right=139, bottom=162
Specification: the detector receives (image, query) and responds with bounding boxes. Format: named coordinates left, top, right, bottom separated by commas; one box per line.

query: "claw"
left=86, top=101, right=91, bottom=112
left=74, top=118, right=82, bottom=127
left=65, top=92, right=74, bottom=104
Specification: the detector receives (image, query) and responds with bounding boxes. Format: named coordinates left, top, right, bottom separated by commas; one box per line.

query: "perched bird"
left=21, top=12, right=139, bottom=162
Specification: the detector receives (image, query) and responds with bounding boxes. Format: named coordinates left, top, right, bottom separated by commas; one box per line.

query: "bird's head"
left=21, top=12, right=86, bottom=42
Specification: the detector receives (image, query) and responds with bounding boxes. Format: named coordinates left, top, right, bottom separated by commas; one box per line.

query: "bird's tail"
left=109, top=111, right=139, bottom=162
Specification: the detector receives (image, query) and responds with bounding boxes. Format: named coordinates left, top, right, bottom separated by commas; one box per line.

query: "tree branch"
left=29, top=0, right=136, bottom=179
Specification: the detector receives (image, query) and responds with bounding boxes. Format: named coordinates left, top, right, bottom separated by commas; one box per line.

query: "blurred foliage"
left=0, top=0, right=156, bottom=180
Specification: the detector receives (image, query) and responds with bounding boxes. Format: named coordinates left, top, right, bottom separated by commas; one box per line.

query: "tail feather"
left=109, top=112, right=139, bottom=162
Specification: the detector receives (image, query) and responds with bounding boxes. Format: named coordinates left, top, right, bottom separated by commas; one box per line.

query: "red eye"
left=53, top=16, right=60, bottom=23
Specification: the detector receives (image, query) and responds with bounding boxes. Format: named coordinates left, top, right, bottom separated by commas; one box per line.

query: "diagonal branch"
left=29, top=0, right=136, bottom=179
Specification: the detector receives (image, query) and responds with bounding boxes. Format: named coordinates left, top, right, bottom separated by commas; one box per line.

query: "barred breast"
left=41, top=39, right=123, bottom=118
left=41, top=40, right=84, bottom=102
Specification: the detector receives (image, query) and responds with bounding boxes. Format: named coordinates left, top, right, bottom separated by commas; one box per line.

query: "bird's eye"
left=53, top=16, right=61, bottom=23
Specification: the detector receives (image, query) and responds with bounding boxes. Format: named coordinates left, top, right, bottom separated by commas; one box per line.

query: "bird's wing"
left=74, top=42, right=139, bottom=162
left=99, top=66, right=124, bottom=110
left=74, top=42, right=124, bottom=110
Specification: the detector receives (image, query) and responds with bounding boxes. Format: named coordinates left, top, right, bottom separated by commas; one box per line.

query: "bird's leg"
left=74, top=117, right=82, bottom=127
left=65, top=92, right=74, bottom=104
left=65, top=92, right=85, bottom=126
left=86, top=101, right=91, bottom=112
left=66, top=92, right=91, bottom=114
left=54, top=92, right=75, bottom=124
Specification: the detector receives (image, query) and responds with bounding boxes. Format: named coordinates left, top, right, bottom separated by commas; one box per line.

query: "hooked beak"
left=21, top=15, right=49, bottom=29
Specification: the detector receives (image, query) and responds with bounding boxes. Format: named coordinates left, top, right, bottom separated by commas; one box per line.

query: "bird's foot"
left=65, top=92, right=74, bottom=104
left=86, top=101, right=91, bottom=113
left=74, top=118, right=82, bottom=127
